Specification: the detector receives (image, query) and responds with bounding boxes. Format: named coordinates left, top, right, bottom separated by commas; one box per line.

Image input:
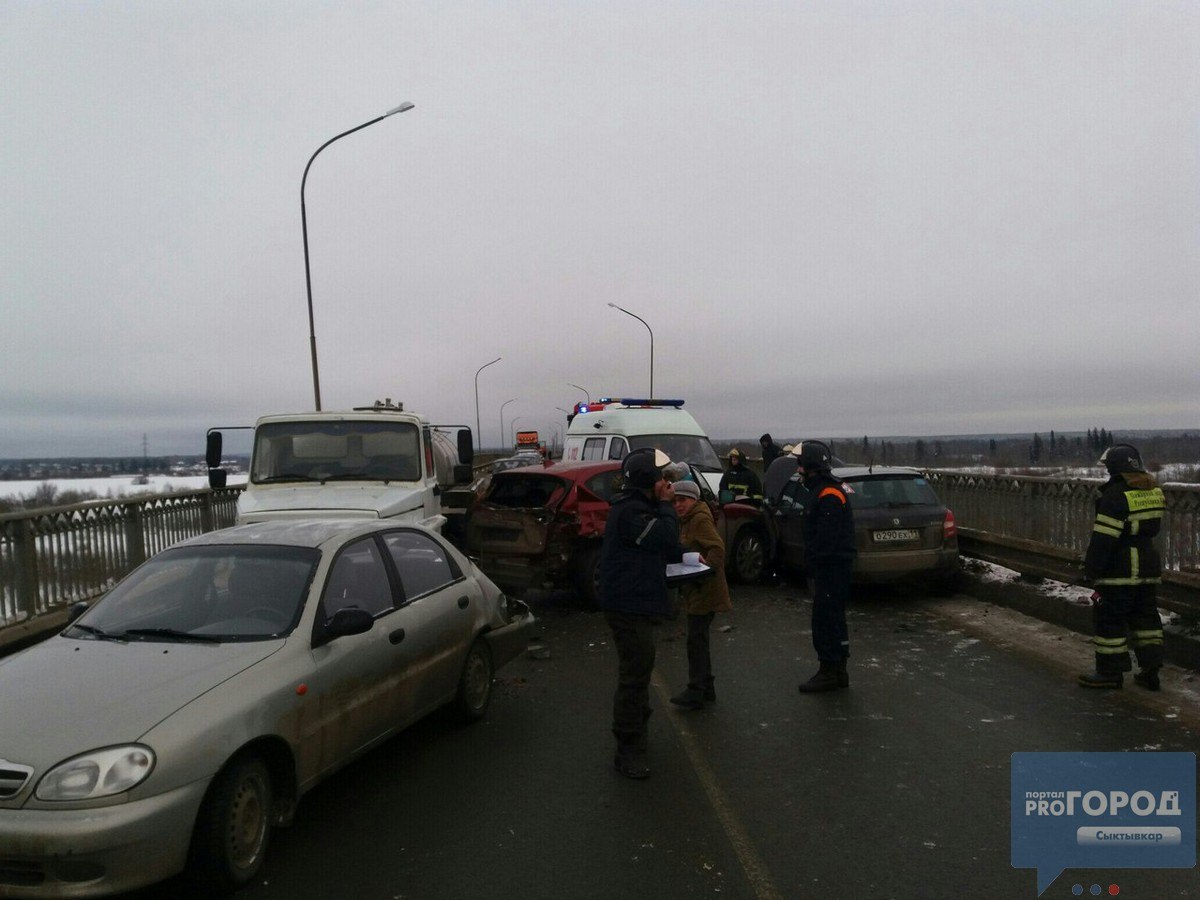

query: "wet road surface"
left=125, top=578, right=1199, bottom=900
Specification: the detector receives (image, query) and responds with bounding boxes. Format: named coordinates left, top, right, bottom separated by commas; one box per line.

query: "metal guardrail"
left=1, top=488, right=241, bottom=649
left=2, top=469, right=1198, bottom=654
left=925, top=471, right=1200, bottom=573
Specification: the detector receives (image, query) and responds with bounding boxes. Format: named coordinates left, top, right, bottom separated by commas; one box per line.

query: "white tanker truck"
left=205, top=399, right=476, bottom=538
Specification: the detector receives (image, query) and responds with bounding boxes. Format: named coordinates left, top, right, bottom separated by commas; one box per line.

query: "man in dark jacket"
left=1078, top=444, right=1167, bottom=690
left=600, top=448, right=682, bottom=778
left=759, top=433, right=785, bottom=469
left=719, top=447, right=764, bottom=502
left=794, top=441, right=857, bottom=693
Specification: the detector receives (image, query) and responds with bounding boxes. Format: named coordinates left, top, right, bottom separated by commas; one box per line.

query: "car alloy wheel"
left=731, top=527, right=766, bottom=583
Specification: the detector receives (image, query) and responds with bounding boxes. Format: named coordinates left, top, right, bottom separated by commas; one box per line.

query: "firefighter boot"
left=1078, top=670, right=1124, bottom=689
left=1133, top=668, right=1161, bottom=691
left=798, top=661, right=841, bottom=693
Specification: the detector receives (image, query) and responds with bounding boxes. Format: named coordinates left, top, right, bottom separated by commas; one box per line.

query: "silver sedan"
left=0, top=519, right=534, bottom=897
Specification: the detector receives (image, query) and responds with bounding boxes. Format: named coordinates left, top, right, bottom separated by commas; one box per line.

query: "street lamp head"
left=607, top=302, right=619, bottom=309
left=385, top=102, right=415, bottom=116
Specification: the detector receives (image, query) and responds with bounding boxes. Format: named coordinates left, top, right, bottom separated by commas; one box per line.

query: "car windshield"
left=485, top=474, right=569, bottom=509
left=68, top=544, right=320, bottom=642
left=628, top=434, right=723, bottom=471
left=845, top=475, right=942, bottom=509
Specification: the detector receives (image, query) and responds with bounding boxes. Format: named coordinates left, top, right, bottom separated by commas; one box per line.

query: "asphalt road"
left=126, top=578, right=1199, bottom=900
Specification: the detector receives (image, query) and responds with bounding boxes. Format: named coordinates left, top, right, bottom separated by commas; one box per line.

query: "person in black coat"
left=599, top=448, right=682, bottom=778
left=719, top=447, right=763, bottom=502
left=759, top=433, right=785, bottom=470
left=793, top=441, right=857, bottom=693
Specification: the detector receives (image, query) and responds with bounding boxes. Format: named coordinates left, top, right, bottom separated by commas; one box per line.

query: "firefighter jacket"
left=1083, top=472, right=1166, bottom=587
left=599, top=488, right=682, bottom=616
left=719, top=464, right=763, bottom=502
left=802, top=472, right=857, bottom=569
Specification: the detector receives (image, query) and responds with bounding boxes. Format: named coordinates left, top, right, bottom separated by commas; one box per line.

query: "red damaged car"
left=464, top=459, right=774, bottom=606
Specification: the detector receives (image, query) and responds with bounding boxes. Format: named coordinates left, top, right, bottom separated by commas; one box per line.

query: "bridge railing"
left=924, top=471, right=1200, bottom=573
left=1, top=488, right=241, bottom=639
left=2, top=472, right=1198, bottom=650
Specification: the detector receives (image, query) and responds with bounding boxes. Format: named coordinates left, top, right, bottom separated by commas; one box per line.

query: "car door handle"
left=457, top=596, right=470, bottom=609
left=389, top=628, right=406, bottom=644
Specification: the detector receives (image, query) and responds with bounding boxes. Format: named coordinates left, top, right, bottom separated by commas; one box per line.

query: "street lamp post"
left=474, top=357, right=501, bottom=452
left=500, top=398, right=518, bottom=452
left=606, top=303, right=654, bottom=397
left=568, top=383, right=591, bottom=403
left=302, top=101, right=415, bottom=410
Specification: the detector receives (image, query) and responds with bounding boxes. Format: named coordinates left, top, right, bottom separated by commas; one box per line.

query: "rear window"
left=583, top=469, right=624, bottom=502
left=485, top=474, right=569, bottom=509
left=844, top=475, right=942, bottom=510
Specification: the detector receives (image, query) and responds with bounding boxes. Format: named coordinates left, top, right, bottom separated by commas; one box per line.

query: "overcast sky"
left=3, top=1, right=1198, bottom=458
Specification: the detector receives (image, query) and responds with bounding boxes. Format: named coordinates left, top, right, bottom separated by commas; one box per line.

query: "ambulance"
left=560, top=398, right=725, bottom=493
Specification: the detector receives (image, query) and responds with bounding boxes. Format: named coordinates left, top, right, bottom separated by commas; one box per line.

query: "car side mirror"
left=324, top=607, right=375, bottom=639
left=206, top=430, right=227, bottom=488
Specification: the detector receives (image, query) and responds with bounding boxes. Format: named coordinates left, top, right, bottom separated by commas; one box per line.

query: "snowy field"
left=0, top=474, right=248, bottom=503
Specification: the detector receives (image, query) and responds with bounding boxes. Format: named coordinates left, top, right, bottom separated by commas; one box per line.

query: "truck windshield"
left=251, top=421, right=422, bottom=483
left=629, top=434, right=723, bottom=472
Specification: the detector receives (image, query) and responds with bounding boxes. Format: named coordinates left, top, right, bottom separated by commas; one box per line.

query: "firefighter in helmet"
left=793, top=441, right=857, bottom=692
left=719, top=447, right=763, bottom=503
left=1078, top=443, right=1167, bottom=690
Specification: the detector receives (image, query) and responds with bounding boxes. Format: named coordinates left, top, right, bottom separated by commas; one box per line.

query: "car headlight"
left=36, top=746, right=156, bottom=801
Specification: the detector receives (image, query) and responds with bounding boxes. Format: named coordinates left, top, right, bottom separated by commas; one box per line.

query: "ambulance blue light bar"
left=597, top=398, right=685, bottom=407
left=574, top=398, right=686, bottom=415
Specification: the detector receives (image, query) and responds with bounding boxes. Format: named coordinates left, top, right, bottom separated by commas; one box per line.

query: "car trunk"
left=466, top=473, right=608, bottom=593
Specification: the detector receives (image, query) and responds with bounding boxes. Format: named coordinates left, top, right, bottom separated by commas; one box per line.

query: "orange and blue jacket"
left=803, top=473, right=857, bottom=566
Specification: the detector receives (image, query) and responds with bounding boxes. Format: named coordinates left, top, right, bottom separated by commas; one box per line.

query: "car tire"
left=729, top=527, right=767, bottom=584
left=573, top=544, right=602, bottom=609
left=189, top=755, right=273, bottom=893
left=452, top=639, right=494, bottom=723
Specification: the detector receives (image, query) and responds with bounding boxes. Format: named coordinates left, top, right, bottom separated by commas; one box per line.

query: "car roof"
left=176, top=519, right=429, bottom=551
left=833, top=465, right=927, bottom=479
left=494, top=459, right=621, bottom=479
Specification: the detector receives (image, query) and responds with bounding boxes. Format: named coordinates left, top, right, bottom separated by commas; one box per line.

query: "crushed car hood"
left=0, top=636, right=281, bottom=767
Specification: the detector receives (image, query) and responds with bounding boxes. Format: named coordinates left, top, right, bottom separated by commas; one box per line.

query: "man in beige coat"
left=669, top=479, right=733, bottom=710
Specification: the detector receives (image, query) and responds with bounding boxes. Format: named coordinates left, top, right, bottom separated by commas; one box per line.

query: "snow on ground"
left=964, top=558, right=1186, bottom=628
left=0, top=474, right=247, bottom=503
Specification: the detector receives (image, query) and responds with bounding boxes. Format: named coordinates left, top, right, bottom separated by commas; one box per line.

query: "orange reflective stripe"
left=818, top=487, right=846, bottom=504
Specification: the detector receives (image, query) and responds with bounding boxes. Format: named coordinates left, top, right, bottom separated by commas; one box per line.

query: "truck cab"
left=206, top=400, right=474, bottom=535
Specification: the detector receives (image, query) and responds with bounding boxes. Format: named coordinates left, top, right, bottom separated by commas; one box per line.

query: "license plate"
left=872, top=529, right=919, bottom=543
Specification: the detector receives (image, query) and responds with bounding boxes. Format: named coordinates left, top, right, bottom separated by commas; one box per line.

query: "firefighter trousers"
left=1091, top=584, right=1164, bottom=674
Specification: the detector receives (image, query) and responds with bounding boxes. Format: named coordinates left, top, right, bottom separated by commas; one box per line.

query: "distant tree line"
left=718, top=431, right=1199, bottom=480
left=0, top=455, right=204, bottom=482
left=839, top=430, right=1199, bottom=475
